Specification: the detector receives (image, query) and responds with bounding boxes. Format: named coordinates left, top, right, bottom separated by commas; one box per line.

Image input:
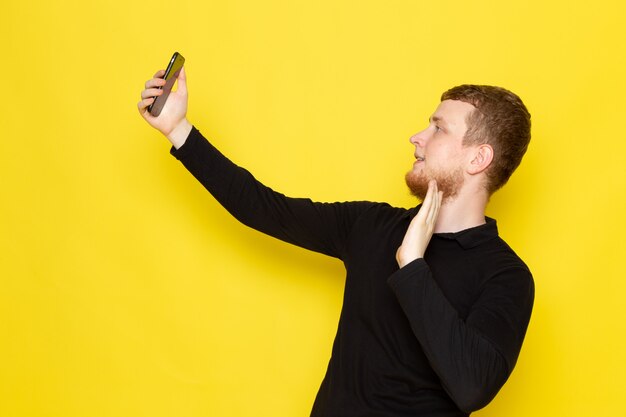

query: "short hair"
left=441, top=85, right=531, bottom=194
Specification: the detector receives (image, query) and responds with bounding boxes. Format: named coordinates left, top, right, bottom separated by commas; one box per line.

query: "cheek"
left=425, top=143, right=447, bottom=162
left=425, top=148, right=463, bottom=173
left=436, top=144, right=464, bottom=162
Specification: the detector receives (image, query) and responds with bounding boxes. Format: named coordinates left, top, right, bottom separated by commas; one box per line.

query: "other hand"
left=396, top=180, right=443, bottom=268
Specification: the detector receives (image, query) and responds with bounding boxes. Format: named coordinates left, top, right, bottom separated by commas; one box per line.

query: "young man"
left=138, top=67, right=534, bottom=416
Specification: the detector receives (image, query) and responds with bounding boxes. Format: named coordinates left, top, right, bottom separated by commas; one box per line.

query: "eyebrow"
left=430, top=116, right=448, bottom=127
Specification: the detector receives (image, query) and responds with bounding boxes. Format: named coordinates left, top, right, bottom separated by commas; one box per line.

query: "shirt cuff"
left=170, top=125, right=201, bottom=160
left=387, top=258, right=429, bottom=292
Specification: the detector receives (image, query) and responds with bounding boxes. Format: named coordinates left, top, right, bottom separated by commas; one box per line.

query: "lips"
left=413, top=155, right=425, bottom=168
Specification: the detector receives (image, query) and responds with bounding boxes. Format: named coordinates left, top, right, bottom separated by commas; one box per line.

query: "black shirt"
left=171, top=127, right=534, bottom=416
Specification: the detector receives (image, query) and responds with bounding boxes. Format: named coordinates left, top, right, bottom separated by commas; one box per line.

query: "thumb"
left=176, top=66, right=188, bottom=96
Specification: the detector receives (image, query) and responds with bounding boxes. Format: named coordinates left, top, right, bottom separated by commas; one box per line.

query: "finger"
left=140, top=87, right=164, bottom=100
left=426, top=184, right=438, bottom=225
left=419, top=180, right=436, bottom=218
left=137, top=97, right=156, bottom=114
left=176, top=66, right=187, bottom=95
left=145, top=77, right=166, bottom=89
left=153, top=69, right=166, bottom=78
left=406, top=183, right=434, bottom=235
left=427, top=189, right=442, bottom=226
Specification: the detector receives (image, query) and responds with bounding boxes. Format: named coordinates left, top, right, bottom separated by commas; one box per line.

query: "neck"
left=432, top=187, right=489, bottom=233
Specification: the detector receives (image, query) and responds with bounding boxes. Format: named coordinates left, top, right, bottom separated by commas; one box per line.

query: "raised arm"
left=138, top=68, right=376, bottom=259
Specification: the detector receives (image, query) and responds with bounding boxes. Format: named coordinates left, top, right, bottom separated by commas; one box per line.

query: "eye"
left=434, top=125, right=443, bottom=133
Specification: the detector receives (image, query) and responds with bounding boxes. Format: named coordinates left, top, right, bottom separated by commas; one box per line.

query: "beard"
left=405, top=165, right=464, bottom=202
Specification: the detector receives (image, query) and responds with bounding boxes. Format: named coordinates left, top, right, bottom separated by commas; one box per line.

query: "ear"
left=467, top=144, right=494, bottom=175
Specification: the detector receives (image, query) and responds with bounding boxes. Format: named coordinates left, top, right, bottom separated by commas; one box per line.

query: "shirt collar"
left=403, top=205, right=499, bottom=249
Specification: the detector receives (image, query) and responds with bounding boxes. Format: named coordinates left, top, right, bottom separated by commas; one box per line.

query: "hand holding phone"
left=148, top=52, right=185, bottom=117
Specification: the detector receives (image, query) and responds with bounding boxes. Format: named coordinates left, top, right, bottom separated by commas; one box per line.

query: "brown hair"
left=441, top=85, right=531, bottom=194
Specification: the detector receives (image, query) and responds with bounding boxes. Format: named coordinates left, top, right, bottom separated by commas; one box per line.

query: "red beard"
left=405, top=165, right=464, bottom=202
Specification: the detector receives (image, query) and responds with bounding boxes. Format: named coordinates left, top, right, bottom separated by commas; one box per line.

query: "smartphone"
left=148, top=52, right=186, bottom=117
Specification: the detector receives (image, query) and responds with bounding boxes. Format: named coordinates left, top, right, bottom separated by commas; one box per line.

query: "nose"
left=409, top=128, right=428, bottom=147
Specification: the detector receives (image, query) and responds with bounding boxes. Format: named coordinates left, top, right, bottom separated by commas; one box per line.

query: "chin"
left=405, top=167, right=464, bottom=203
left=405, top=170, right=429, bottom=200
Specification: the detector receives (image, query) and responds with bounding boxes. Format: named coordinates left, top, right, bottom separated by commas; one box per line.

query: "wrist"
left=166, top=119, right=193, bottom=149
left=396, top=247, right=422, bottom=269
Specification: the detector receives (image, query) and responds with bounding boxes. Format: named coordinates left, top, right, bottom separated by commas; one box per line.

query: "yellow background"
left=2, top=0, right=625, bottom=415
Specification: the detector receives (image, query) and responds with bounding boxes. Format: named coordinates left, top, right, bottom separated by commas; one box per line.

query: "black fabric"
left=171, top=127, right=534, bottom=416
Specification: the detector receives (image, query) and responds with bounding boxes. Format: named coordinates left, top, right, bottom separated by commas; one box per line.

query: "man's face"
left=405, top=99, right=476, bottom=201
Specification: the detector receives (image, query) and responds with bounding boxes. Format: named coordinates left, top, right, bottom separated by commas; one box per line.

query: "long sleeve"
left=170, top=126, right=376, bottom=260
left=387, top=257, right=534, bottom=413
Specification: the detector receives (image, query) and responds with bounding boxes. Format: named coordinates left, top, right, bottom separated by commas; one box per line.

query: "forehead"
left=431, top=99, right=476, bottom=131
